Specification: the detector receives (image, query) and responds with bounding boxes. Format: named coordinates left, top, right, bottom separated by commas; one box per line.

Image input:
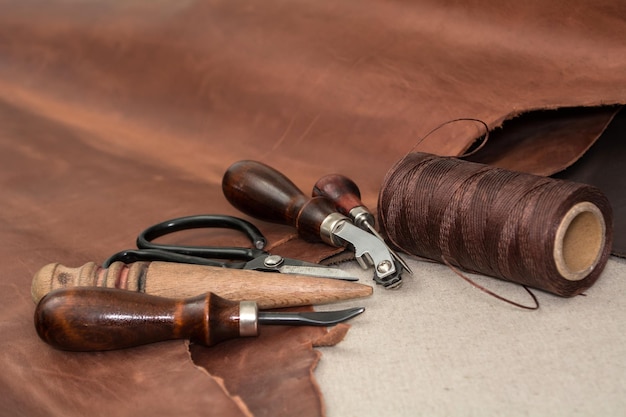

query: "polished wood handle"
left=31, top=261, right=373, bottom=308
left=313, top=174, right=376, bottom=229
left=34, top=288, right=242, bottom=351
left=222, top=160, right=337, bottom=242
left=312, top=174, right=364, bottom=216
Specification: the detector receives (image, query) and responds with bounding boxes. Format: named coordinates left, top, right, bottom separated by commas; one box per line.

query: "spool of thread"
left=378, top=152, right=613, bottom=297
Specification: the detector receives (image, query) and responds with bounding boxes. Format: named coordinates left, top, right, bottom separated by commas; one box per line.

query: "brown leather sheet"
left=466, top=106, right=626, bottom=256
left=465, top=107, right=621, bottom=177
left=2, top=1, right=626, bottom=416
left=553, top=108, right=626, bottom=257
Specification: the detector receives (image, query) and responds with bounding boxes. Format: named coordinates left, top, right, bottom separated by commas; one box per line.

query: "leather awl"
left=31, top=261, right=373, bottom=309
left=35, top=288, right=365, bottom=351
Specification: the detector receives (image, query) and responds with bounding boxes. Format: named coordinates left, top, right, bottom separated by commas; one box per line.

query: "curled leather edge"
left=463, top=105, right=623, bottom=176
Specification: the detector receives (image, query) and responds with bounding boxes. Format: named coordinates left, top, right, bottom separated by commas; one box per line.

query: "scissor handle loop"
left=103, top=215, right=267, bottom=267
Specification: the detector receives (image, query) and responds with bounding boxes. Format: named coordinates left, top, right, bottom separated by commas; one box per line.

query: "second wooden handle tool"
left=222, top=160, right=404, bottom=288
left=35, top=288, right=365, bottom=351
left=313, top=174, right=413, bottom=274
left=31, top=261, right=373, bottom=308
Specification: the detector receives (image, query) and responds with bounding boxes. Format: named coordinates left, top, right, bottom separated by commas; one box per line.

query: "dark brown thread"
left=405, top=118, right=491, bottom=158
left=442, top=257, right=539, bottom=310
left=378, top=153, right=613, bottom=302
left=399, top=119, right=526, bottom=307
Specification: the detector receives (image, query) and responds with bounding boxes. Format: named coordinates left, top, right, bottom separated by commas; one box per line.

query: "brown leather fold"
left=465, top=106, right=626, bottom=255
left=2, top=0, right=626, bottom=416
left=464, top=106, right=621, bottom=176
left=553, top=108, right=626, bottom=257
left=190, top=314, right=351, bottom=417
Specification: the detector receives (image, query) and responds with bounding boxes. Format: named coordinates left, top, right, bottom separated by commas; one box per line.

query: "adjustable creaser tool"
left=222, top=160, right=406, bottom=288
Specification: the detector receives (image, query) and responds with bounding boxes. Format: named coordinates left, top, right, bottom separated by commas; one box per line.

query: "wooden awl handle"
left=31, top=261, right=373, bottom=308
left=35, top=288, right=245, bottom=351
left=312, top=174, right=376, bottom=229
left=222, top=160, right=341, bottom=243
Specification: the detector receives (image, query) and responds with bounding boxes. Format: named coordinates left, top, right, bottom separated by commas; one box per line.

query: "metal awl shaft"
left=258, top=307, right=365, bottom=326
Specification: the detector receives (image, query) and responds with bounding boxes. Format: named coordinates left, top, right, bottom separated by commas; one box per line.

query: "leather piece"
left=1, top=1, right=626, bottom=416
left=0, top=93, right=350, bottom=417
left=1, top=336, right=251, bottom=417
left=190, top=311, right=350, bottom=417
left=0, top=95, right=345, bottom=416
left=2, top=0, right=626, bottom=202
left=464, top=107, right=621, bottom=176
left=0, top=99, right=251, bottom=417
left=553, top=108, right=626, bottom=256
left=312, top=323, right=351, bottom=347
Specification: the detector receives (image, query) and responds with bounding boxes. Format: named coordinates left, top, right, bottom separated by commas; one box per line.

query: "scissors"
left=103, top=214, right=357, bottom=281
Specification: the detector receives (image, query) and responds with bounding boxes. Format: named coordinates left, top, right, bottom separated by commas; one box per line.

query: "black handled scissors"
left=103, top=215, right=356, bottom=281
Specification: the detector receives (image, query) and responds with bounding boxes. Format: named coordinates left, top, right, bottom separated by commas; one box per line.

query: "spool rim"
left=553, top=202, right=606, bottom=281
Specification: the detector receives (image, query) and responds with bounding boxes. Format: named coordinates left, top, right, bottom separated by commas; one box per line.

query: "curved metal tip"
left=302, top=307, right=365, bottom=326
left=394, top=253, right=413, bottom=275
left=258, top=307, right=365, bottom=327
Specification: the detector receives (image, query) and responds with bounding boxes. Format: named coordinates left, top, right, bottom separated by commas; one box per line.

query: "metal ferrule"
left=319, top=212, right=350, bottom=247
left=349, top=206, right=376, bottom=230
left=239, top=301, right=259, bottom=337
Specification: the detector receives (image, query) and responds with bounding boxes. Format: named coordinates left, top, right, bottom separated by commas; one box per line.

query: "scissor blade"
left=244, top=255, right=359, bottom=281
left=277, top=265, right=359, bottom=281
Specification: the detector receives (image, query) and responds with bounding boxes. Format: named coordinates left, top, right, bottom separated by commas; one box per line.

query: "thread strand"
left=378, top=153, right=613, bottom=298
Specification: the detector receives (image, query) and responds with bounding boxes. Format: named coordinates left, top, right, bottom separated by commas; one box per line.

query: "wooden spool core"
left=554, top=202, right=606, bottom=281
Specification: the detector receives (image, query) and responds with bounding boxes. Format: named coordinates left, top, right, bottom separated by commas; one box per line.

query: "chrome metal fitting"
left=349, top=206, right=376, bottom=230
left=319, top=212, right=350, bottom=247
left=239, top=301, right=259, bottom=337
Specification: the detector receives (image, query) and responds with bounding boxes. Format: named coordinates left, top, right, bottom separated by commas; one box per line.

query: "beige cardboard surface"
left=316, top=257, right=626, bottom=417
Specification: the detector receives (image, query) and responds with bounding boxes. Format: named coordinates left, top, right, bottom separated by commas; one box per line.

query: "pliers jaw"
left=322, top=216, right=404, bottom=288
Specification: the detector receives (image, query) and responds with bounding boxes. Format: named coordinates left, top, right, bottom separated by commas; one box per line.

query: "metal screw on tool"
left=376, top=260, right=393, bottom=274
left=263, top=255, right=285, bottom=268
